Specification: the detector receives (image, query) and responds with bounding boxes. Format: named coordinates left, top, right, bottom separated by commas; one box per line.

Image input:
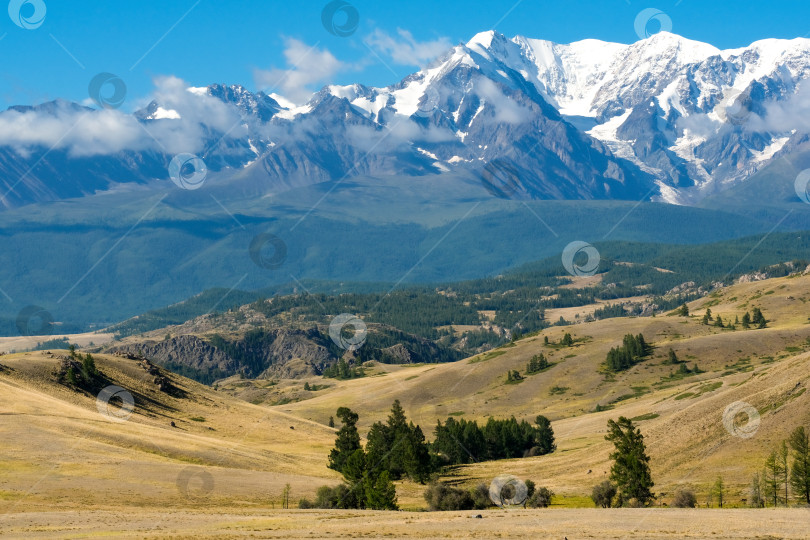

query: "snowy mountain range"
left=2, top=30, right=809, bottom=209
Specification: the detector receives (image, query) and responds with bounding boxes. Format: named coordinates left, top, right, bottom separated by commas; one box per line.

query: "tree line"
left=699, top=307, right=767, bottom=329
left=304, top=401, right=557, bottom=510
left=605, top=334, right=652, bottom=372
left=432, top=415, right=555, bottom=465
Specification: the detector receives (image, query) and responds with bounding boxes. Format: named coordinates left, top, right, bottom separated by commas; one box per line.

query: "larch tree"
left=788, top=426, right=810, bottom=504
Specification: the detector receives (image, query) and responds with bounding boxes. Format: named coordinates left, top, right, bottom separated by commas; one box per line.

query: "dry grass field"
left=0, top=331, right=114, bottom=354
left=1, top=274, right=810, bottom=537
left=2, top=508, right=809, bottom=538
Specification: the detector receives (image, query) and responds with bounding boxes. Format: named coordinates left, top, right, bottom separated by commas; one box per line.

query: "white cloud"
left=253, top=38, right=346, bottom=106
left=475, top=78, right=529, bottom=125
left=0, top=103, right=146, bottom=157
left=364, top=29, right=451, bottom=66
left=145, top=75, right=244, bottom=154
left=753, top=81, right=810, bottom=133
left=0, top=76, right=245, bottom=157
left=364, top=28, right=452, bottom=66
left=675, top=82, right=810, bottom=138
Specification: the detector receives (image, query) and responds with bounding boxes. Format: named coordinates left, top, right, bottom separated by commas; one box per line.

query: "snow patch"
left=753, top=136, right=789, bottom=162
left=416, top=147, right=439, bottom=160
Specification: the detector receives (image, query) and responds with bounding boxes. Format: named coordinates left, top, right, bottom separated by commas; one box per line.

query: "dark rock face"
left=381, top=343, right=412, bottom=364
left=103, top=322, right=464, bottom=384
left=105, top=330, right=335, bottom=382
left=107, top=335, right=237, bottom=374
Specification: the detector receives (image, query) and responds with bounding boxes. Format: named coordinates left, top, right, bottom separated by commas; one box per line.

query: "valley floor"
left=1, top=508, right=808, bottom=539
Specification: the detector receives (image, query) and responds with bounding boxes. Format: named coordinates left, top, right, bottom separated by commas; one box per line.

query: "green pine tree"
left=343, top=448, right=367, bottom=508
left=605, top=417, right=654, bottom=506
left=328, top=407, right=362, bottom=473
left=82, top=353, right=97, bottom=378
left=364, top=421, right=391, bottom=477
left=365, top=470, right=398, bottom=510
left=66, top=366, right=78, bottom=386
left=751, top=308, right=767, bottom=328
left=535, top=415, right=555, bottom=454
left=402, top=423, right=432, bottom=483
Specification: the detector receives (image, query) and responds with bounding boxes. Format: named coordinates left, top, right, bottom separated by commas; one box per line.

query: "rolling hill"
left=2, top=272, right=810, bottom=536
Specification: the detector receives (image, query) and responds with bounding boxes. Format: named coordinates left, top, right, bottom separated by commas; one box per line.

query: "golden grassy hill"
left=262, top=273, right=810, bottom=505
left=1, top=273, right=809, bottom=521
left=0, top=350, right=341, bottom=513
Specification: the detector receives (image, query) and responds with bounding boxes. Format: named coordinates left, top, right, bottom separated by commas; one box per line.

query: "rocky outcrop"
left=105, top=323, right=462, bottom=384
left=105, top=329, right=335, bottom=382
left=106, top=335, right=237, bottom=375
left=381, top=343, right=413, bottom=364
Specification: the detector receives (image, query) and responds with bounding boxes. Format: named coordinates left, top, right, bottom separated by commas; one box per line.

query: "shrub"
left=527, top=486, right=554, bottom=508
left=310, top=483, right=363, bottom=509
left=298, top=498, right=314, bottom=509
left=424, top=482, right=475, bottom=511
left=672, top=488, right=697, bottom=508
left=525, top=479, right=536, bottom=498
left=592, top=480, right=617, bottom=508
left=470, top=483, right=492, bottom=510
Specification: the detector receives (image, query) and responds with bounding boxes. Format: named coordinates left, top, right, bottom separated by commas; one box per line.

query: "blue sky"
left=2, top=0, right=808, bottom=109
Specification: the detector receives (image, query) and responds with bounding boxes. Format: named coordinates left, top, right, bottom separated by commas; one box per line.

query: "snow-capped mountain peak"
left=2, top=31, right=810, bottom=210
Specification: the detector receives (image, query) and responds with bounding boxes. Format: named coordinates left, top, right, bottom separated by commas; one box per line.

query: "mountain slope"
left=2, top=32, right=809, bottom=209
